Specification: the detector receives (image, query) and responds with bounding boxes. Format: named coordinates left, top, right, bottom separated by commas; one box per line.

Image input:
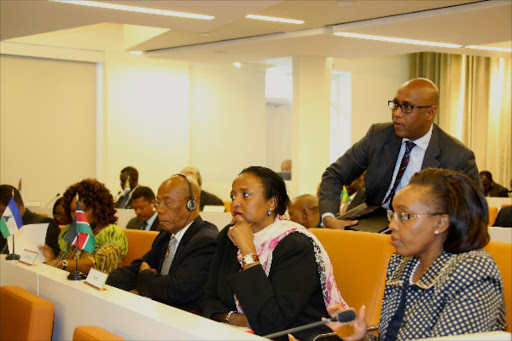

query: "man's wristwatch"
left=242, top=254, right=259, bottom=267
left=62, top=260, right=68, bottom=271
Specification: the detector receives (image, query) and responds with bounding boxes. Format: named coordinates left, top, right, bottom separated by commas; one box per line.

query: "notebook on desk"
left=336, top=203, right=390, bottom=234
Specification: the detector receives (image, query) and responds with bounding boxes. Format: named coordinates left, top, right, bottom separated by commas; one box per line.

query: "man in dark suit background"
left=480, top=171, right=509, bottom=197
left=0, top=185, right=60, bottom=256
left=126, top=186, right=161, bottom=231
left=114, top=166, right=139, bottom=209
left=180, top=166, right=224, bottom=211
left=319, top=78, right=482, bottom=230
left=107, top=175, right=218, bottom=312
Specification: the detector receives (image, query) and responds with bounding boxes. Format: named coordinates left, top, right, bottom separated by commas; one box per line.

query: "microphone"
left=263, top=310, right=356, bottom=339
left=44, top=193, right=61, bottom=207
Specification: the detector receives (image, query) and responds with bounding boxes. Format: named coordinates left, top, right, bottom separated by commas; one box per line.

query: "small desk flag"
left=64, top=198, right=95, bottom=253
left=340, top=186, right=350, bottom=204
left=0, top=197, right=23, bottom=238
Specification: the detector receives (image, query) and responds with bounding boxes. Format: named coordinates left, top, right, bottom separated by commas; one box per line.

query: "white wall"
left=0, top=55, right=97, bottom=205
left=101, top=52, right=190, bottom=195
left=189, top=64, right=267, bottom=201
left=333, top=54, right=411, bottom=144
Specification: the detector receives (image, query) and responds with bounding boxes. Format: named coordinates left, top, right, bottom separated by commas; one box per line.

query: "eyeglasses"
left=152, top=198, right=189, bottom=210
left=387, top=210, right=444, bottom=224
left=388, top=100, right=432, bottom=114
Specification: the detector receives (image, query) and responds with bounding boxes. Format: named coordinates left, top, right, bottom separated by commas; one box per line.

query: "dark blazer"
left=114, top=185, right=139, bottom=209
left=107, top=216, right=217, bottom=311
left=126, top=215, right=161, bottom=231
left=319, top=123, right=482, bottom=216
left=200, top=226, right=332, bottom=341
left=199, top=189, right=224, bottom=211
left=487, top=183, right=510, bottom=197
left=493, top=206, right=512, bottom=227
left=0, top=208, right=60, bottom=256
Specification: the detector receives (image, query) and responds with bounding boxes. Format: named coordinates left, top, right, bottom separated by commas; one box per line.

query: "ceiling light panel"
left=334, top=32, right=462, bottom=48
left=465, top=45, right=512, bottom=53
left=49, top=0, right=214, bottom=20
left=245, top=14, right=304, bottom=25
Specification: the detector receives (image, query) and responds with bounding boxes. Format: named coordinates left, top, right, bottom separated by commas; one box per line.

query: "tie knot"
left=405, top=141, right=416, bottom=152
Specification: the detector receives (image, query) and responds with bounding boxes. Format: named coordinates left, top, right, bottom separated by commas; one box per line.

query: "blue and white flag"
left=0, top=196, right=23, bottom=238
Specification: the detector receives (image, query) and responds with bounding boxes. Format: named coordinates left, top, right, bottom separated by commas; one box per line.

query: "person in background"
left=289, top=194, right=320, bottom=229
left=126, top=186, right=161, bottom=231
left=319, top=78, right=482, bottom=230
left=40, top=179, right=128, bottom=274
left=480, top=170, right=509, bottom=197
left=493, top=206, right=512, bottom=227
left=107, top=175, right=218, bottom=311
left=326, top=169, right=506, bottom=340
left=0, top=184, right=61, bottom=256
left=200, top=166, right=347, bottom=340
left=180, top=166, right=224, bottom=211
left=53, top=197, right=72, bottom=226
left=279, top=159, right=292, bottom=180
left=115, top=166, right=139, bottom=209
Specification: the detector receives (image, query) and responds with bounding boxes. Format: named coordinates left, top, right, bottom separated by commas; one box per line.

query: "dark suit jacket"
left=126, top=215, right=161, bottom=231
left=487, top=183, right=509, bottom=197
left=319, top=123, right=482, bottom=216
left=114, top=185, right=139, bottom=209
left=200, top=226, right=332, bottom=340
left=494, top=206, right=512, bottom=227
left=0, top=208, right=60, bottom=256
left=199, top=189, right=224, bottom=211
left=107, top=216, right=218, bottom=311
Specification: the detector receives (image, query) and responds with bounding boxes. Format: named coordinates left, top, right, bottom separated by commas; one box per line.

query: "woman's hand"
left=228, top=215, right=257, bottom=256
left=326, top=304, right=367, bottom=341
left=38, top=244, right=56, bottom=263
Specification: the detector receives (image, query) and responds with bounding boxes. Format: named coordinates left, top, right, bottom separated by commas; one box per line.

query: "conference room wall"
left=0, top=54, right=97, bottom=205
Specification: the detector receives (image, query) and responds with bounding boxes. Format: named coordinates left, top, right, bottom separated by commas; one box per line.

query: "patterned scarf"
left=234, top=217, right=347, bottom=313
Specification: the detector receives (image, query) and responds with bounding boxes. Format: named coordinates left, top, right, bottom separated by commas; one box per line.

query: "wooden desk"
left=0, top=259, right=263, bottom=341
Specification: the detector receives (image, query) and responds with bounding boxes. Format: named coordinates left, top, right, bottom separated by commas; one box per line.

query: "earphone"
left=174, top=174, right=197, bottom=212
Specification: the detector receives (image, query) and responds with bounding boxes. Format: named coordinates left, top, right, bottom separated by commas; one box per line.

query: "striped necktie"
left=384, top=141, right=416, bottom=208
left=160, top=236, right=177, bottom=275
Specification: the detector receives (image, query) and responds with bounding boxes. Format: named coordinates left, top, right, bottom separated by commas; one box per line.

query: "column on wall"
left=291, top=56, right=332, bottom=198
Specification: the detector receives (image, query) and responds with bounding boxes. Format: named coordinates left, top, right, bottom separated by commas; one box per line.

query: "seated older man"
left=107, top=175, right=218, bottom=312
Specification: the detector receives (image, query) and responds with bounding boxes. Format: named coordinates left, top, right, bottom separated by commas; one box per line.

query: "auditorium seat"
left=121, top=229, right=158, bottom=266
left=73, top=326, right=125, bottom=341
left=310, top=229, right=393, bottom=329
left=484, top=240, right=512, bottom=332
left=489, top=206, right=498, bottom=226
left=0, top=285, right=54, bottom=341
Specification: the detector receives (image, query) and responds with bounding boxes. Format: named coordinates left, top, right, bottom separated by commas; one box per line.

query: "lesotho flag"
left=64, top=196, right=95, bottom=253
left=0, top=196, right=23, bottom=238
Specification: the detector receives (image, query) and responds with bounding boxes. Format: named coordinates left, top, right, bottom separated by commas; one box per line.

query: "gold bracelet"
left=225, top=311, right=235, bottom=324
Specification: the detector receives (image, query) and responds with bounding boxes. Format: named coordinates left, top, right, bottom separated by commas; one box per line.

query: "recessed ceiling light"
left=333, top=32, right=462, bottom=48
left=129, top=51, right=143, bottom=55
left=465, top=45, right=512, bottom=53
left=232, top=62, right=242, bottom=68
left=336, top=1, right=354, bottom=7
left=245, top=14, right=304, bottom=25
left=49, top=0, right=214, bottom=20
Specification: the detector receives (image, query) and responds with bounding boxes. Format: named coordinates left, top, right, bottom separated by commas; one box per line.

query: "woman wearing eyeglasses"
left=327, top=168, right=506, bottom=341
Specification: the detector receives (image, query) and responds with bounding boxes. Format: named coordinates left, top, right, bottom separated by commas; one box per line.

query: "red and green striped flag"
left=64, top=197, right=95, bottom=253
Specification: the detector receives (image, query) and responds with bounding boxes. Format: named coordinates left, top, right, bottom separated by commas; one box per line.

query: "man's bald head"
left=289, top=194, right=319, bottom=229
left=399, top=78, right=439, bottom=104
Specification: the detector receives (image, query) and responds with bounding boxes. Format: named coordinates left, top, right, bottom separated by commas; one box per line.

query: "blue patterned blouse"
left=373, top=250, right=506, bottom=340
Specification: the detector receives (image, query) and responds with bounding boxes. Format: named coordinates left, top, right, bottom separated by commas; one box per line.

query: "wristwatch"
left=242, top=254, right=259, bottom=267
left=62, top=260, right=68, bottom=271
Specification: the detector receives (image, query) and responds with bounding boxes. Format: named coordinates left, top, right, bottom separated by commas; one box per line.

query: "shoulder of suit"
left=432, top=124, right=473, bottom=152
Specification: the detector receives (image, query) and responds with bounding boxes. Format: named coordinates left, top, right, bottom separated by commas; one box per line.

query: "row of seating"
left=122, top=228, right=511, bottom=333
left=0, top=285, right=124, bottom=341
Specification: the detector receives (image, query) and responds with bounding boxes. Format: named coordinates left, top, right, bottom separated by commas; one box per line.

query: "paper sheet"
left=7, top=223, right=49, bottom=264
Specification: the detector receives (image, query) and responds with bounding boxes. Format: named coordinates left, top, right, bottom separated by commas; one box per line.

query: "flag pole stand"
left=67, top=249, right=86, bottom=280
left=6, top=235, right=20, bottom=260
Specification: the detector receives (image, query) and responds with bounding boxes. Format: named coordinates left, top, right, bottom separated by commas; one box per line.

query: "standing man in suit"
left=115, top=166, right=139, bottom=209
left=180, top=166, right=224, bottom=211
left=107, top=175, right=218, bottom=312
left=0, top=185, right=61, bottom=256
left=319, top=78, right=482, bottom=230
left=126, top=186, right=161, bottom=231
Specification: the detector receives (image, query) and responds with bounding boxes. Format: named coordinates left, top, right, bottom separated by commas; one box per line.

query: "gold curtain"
left=410, top=52, right=511, bottom=188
